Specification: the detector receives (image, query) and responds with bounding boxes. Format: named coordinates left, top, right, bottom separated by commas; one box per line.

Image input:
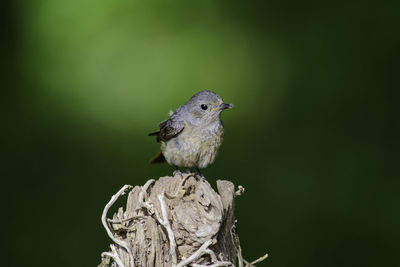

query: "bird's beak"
left=220, top=103, right=234, bottom=110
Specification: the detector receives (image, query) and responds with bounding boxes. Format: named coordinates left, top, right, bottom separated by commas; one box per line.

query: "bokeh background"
left=3, top=0, right=399, bottom=266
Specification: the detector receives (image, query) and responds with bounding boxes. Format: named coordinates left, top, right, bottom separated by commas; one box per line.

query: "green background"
left=3, top=0, right=399, bottom=266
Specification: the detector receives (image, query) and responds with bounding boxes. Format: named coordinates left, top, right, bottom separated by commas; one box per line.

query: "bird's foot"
left=173, top=169, right=184, bottom=178
left=194, top=167, right=206, bottom=180
left=195, top=172, right=206, bottom=180
left=184, top=168, right=191, bottom=174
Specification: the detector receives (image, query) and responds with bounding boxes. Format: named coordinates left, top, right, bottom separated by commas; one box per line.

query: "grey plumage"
left=149, top=90, right=233, bottom=169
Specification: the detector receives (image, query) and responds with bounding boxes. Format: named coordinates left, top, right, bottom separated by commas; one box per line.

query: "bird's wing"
left=149, top=115, right=184, bottom=142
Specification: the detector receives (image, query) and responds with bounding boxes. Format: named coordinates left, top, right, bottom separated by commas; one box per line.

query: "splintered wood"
left=99, top=173, right=266, bottom=267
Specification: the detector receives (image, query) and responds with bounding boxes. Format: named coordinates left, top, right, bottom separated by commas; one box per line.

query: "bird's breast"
left=161, top=123, right=224, bottom=168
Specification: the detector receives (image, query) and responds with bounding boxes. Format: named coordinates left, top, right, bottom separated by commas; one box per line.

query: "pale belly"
left=161, top=125, right=224, bottom=169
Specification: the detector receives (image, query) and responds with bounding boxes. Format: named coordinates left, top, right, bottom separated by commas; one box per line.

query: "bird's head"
left=183, top=90, right=234, bottom=125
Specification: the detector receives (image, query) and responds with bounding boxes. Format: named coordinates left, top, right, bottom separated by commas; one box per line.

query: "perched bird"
left=149, top=90, right=234, bottom=174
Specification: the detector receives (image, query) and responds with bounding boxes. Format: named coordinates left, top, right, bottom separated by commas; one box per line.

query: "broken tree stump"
left=98, top=172, right=267, bottom=267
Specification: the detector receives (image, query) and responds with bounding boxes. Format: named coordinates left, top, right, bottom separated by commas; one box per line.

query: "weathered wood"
left=99, top=172, right=266, bottom=267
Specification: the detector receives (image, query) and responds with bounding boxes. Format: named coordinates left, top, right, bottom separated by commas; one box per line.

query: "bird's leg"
left=173, top=165, right=184, bottom=178
left=195, top=167, right=205, bottom=180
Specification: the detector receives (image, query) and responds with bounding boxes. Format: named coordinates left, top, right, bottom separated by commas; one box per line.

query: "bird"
left=149, top=90, right=234, bottom=176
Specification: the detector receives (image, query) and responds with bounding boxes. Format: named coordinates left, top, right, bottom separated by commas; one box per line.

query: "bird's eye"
left=200, top=104, right=208, bottom=110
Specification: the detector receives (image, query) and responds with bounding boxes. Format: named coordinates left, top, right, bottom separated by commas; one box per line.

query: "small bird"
left=149, top=90, right=234, bottom=175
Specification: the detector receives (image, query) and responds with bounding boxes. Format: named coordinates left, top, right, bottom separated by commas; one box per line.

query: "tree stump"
left=98, top=172, right=267, bottom=267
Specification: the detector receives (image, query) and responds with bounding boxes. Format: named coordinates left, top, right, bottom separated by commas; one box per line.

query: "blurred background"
left=2, top=0, right=399, bottom=266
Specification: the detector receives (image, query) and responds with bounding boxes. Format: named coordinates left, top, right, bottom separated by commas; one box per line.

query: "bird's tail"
left=148, top=131, right=160, bottom=136
left=150, top=151, right=166, bottom=164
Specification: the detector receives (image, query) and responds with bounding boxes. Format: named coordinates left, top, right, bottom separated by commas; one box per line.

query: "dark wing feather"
left=149, top=115, right=184, bottom=142
left=157, top=118, right=184, bottom=142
